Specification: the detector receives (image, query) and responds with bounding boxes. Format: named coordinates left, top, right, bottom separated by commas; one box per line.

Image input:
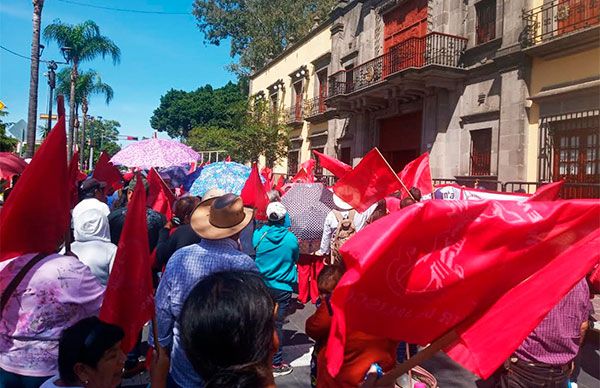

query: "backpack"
left=330, top=210, right=356, bottom=265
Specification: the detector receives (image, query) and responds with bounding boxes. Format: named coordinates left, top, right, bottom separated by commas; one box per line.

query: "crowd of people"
left=0, top=165, right=597, bottom=388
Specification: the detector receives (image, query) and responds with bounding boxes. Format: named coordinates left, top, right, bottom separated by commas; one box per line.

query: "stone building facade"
left=249, top=0, right=599, bottom=195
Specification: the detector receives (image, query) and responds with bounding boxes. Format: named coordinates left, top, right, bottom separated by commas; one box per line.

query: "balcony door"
left=379, top=111, right=423, bottom=172
left=383, top=0, right=428, bottom=75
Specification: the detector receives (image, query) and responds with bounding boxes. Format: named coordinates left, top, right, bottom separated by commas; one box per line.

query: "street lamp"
left=45, top=47, right=71, bottom=133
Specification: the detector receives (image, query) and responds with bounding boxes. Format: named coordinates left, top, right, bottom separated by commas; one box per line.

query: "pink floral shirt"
left=0, top=253, right=104, bottom=377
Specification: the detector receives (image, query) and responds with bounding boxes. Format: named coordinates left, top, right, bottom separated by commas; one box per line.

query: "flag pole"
left=375, top=329, right=459, bottom=386
left=373, top=148, right=416, bottom=202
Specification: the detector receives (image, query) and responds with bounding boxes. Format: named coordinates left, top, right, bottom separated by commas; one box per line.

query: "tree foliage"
left=82, top=119, right=121, bottom=168
left=187, top=99, right=289, bottom=165
left=0, top=110, right=17, bottom=152
left=56, top=68, right=114, bottom=108
left=150, top=82, right=246, bottom=139
left=192, top=0, right=336, bottom=75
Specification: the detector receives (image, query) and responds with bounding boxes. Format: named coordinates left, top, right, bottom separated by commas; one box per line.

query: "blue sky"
left=0, top=0, right=236, bottom=142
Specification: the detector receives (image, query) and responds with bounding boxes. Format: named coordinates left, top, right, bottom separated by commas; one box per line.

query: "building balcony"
left=303, top=95, right=335, bottom=122
left=522, top=0, right=599, bottom=56
left=327, top=32, right=468, bottom=105
left=285, top=105, right=304, bottom=126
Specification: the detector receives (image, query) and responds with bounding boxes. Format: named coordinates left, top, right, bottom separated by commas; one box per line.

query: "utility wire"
left=0, top=45, right=50, bottom=63
left=56, top=0, right=190, bottom=15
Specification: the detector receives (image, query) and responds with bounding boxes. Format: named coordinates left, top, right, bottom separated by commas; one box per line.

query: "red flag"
left=313, top=149, right=352, bottom=178
left=291, top=168, right=311, bottom=183
left=188, top=161, right=198, bottom=174
left=333, top=148, right=401, bottom=212
left=147, top=168, right=176, bottom=219
left=589, top=264, right=600, bottom=292
left=240, top=163, right=268, bottom=220
left=93, top=151, right=122, bottom=194
left=260, top=166, right=274, bottom=191
left=325, top=199, right=599, bottom=378
left=527, top=181, right=563, bottom=201
left=0, top=96, right=69, bottom=262
left=68, top=150, right=87, bottom=208
left=100, top=173, right=155, bottom=352
left=299, top=158, right=316, bottom=181
left=274, top=175, right=285, bottom=194
left=397, top=152, right=433, bottom=197
left=225, top=155, right=232, bottom=162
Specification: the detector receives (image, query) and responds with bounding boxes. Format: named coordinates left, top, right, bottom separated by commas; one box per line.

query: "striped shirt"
left=515, top=278, right=592, bottom=365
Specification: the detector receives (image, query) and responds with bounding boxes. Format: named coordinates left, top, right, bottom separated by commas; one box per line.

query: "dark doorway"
left=379, top=111, right=423, bottom=172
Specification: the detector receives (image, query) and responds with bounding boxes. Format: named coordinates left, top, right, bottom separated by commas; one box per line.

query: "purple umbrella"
left=110, top=138, right=199, bottom=168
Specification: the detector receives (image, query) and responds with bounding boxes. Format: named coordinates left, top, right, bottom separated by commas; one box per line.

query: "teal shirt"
left=253, top=222, right=299, bottom=292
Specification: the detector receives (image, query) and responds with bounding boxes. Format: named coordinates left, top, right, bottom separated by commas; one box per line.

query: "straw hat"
left=333, top=194, right=353, bottom=211
left=191, top=193, right=253, bottom=240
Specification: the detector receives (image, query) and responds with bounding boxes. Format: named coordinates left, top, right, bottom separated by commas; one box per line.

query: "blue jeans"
left=0, top=368, right=50, bottom=388
left=268, top=287, right=292, bottom=366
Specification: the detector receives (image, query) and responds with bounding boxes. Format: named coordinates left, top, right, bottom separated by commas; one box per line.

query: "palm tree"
left=43, top=20, right=120, bottom=160
left=25, top=0, right=45, bottom=158
left=56, top=68, right=113, bottom=166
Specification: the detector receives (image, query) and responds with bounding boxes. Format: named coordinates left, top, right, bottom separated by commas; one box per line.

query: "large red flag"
left=147, top=168, right=176, bottom=219
left=397, top=152, right=433, bottom=198
left=100, top=174, right=155, bottom=352
left=241, top=163, right=268, bottom=220
left=93, top=151, right=122, bottom=194
left=0, top=96, right=69, bottom=262
left=313, top=149, right=352, bottom=178
left=527, top=180, right=563, bottom=201
left=333, top=148, right=401, bottom=212
left=325, top=199, right=600, bottom=378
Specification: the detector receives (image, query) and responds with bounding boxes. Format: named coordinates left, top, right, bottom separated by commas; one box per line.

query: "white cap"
left=267, top=202, right=287, bottom=222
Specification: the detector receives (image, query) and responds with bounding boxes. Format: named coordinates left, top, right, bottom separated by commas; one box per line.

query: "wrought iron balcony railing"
left=328, top=32, right=467, bottom=97
left=522, top=0, right=600, bottom=46
left=285, top=104, right=304, bottom=125
left=303, top=95, right=329, bottom=118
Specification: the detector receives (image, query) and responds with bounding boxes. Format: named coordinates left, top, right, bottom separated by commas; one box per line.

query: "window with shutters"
left=470, top=128, right=492, bottom=176
left=476, top=0, right=496, bottom=45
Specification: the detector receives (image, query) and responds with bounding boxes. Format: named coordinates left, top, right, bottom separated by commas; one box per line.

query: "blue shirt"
left=154, top=239, right=258, bottom=387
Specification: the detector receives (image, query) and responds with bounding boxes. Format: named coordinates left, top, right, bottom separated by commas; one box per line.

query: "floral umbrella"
left=189, top=161, right=253, bottom=197
left=110, top=138, right=199, bottom=168
left=0, top=152, right=28, bottom=180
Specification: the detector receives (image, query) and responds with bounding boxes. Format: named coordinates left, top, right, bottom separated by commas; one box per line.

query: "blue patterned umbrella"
left=189, top=161, right=252, bottom=197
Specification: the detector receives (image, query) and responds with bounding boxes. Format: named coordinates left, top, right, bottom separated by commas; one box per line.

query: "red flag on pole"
left=274, top=175, right=285, bottom=194
left=397, top=152, right=433, bottom=197
left=527, top=181, right=564, bottom=202
left=241, top=163, right=269, bottom=220
left=0, top=95, right=69, bottom=262
left=100, top=173, right=155, bottom=352
left=94, top=151, right=122, bottom=191
left=313, top=149, right=352, bottom=178
left=325, top=199, right=600, bottom=378
left=333, top=148, right=401, bottom=212
left=291, top=168, right=312, bottom=183
left=93, top=151, right=122, bottom=194
left=225, top=155, right=232, bottom=162
left=147, top=168, right=176, bottom=219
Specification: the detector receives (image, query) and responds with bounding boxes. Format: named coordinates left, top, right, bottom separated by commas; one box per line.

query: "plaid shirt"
left=515, top=278, right=592, bottom=365
left=154, top=239, right=257, bottom=387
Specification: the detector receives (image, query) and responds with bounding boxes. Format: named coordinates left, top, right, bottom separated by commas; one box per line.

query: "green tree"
left=83, top=118, right=121, bottom=168
left=187, top=99, right=289, bottom=164
left=0, top=110, right=18, bottom=152
left=192, top=0, right=336, bottom=76
left=56, top=68, right=113, bottom=164
left=43, top=20, right=120, bottom=159
left=150, top=82, right=246, bottom=139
